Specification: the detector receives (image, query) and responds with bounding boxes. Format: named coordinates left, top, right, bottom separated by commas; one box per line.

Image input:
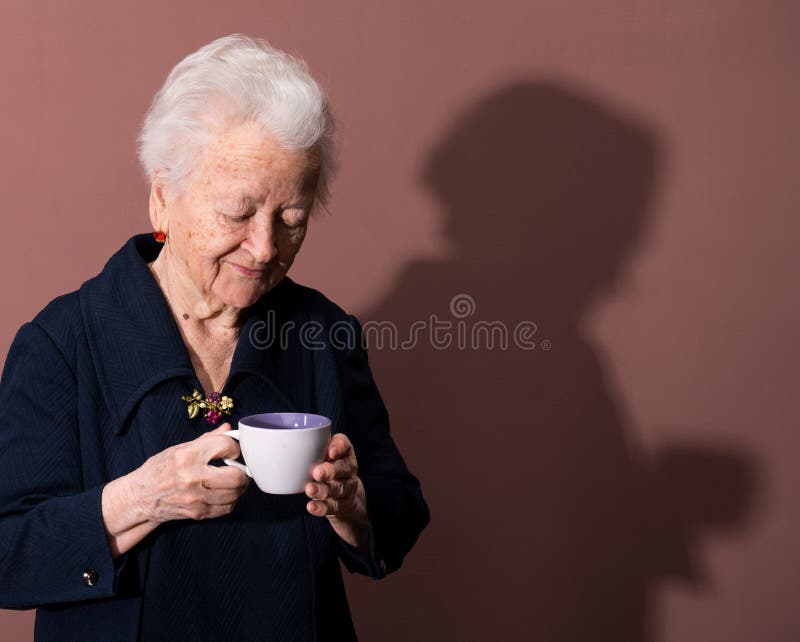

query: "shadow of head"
left=420, top=80, right=664, bottom=310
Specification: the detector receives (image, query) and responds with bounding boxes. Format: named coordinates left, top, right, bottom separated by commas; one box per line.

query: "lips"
left=228, top=262, right=266, bottom=278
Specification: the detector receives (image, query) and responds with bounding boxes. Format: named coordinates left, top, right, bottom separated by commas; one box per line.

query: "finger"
left=200, top=433, right=242, bottom=462
left=311, top=463, right=329, bottom=482
left=210, top=503, right=238, bottom=518
left=203, top=488, right=247, bottom=505
left=196, top=422, right=233, bottom=441
left=306, top=480, right=335, bottom=500
left=306, top=478, right=355, bottom=500
left=312, top=457, right=354, bottom=482
left=327, top=434, right=352, bottom=460
left=196, top=502, right=239, bottom=520
left=194, top=421, right=235, bottom=449
left=307, top=498, right=339, bottom=517
left=203, top=465, right=251, bottom=489
left=333, top=457, right=355, bottom=477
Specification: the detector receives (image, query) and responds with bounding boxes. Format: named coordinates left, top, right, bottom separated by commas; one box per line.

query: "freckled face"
left=164, top=122, right=320, bottom=310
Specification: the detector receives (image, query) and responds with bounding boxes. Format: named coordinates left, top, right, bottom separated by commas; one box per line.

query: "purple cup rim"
left=239, top=412, right=332, bottom=431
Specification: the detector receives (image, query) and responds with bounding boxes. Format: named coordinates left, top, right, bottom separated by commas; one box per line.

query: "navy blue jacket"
left=0, top=234, right=429, bottom=641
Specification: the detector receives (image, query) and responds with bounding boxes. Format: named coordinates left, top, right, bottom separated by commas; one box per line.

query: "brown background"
left=1, top=1, right=798, bottom=640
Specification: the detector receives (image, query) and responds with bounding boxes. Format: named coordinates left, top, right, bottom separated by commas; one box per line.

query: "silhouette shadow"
left=341, top=81, right=761, bottom=641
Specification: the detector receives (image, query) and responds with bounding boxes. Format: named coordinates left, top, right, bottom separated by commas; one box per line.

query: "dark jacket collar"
left=79, top=234, right=301, bottom=434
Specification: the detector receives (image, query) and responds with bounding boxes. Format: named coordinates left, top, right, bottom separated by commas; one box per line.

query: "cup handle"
left=221, top=429, right=252, bottom=477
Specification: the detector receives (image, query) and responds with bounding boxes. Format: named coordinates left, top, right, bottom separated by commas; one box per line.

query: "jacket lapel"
left=79, top=234, right=310, bottom=435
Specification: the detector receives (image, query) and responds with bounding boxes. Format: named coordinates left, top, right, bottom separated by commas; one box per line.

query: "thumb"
left=199, top=422, right=239, bottom=460
left=198, top=422, right=233, bottom=441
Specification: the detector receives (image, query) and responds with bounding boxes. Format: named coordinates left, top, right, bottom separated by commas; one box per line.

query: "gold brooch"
left=181, top=389, right=233, bottom=425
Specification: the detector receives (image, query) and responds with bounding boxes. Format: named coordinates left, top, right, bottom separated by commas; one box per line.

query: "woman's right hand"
left=129, top=422, right=251, bottom=523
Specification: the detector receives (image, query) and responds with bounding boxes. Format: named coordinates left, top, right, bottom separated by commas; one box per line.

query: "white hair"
left=137, top=34, right=337, bottom=212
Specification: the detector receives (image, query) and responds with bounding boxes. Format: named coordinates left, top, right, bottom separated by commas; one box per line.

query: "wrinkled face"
left=154, top=121, right=320, bottom=310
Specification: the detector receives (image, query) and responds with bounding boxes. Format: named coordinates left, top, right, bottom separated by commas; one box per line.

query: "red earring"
left=153, top=230, right=167, bottom=243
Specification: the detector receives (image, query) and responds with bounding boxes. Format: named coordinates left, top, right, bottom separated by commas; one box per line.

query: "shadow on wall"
left=342, top=81, right=761, bottom=641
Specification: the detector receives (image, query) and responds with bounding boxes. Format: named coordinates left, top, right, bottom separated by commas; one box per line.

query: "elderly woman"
left=0, top=35, right=429, bottom=641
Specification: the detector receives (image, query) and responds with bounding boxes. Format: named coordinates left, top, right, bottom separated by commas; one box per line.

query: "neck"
left=148, top=246, right=245, bottom=339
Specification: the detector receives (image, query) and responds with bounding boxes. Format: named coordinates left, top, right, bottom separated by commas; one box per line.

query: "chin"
left=222, top=278, right=282, bottom=309
left=216, top=264, right=288, bottom=308
left=223, top=288, right=265, bottom=309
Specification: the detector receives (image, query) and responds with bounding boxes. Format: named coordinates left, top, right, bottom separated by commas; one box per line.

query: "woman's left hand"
left=306, top=434, right=371, bottom=551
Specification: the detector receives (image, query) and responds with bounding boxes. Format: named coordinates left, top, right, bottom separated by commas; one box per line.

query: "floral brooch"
left=181, top=389, right=234, bottom=425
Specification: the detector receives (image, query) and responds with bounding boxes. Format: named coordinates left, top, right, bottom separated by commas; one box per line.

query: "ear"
left=148, top=172, right=171, bottom=234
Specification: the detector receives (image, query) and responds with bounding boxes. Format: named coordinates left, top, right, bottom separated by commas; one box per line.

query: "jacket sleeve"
left=332, top=314, right=430, bottom=580
left=0, top=322, right=130, bottom=609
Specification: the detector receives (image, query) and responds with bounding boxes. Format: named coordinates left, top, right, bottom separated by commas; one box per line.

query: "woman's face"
left=154, top=121, right=320, bottom=310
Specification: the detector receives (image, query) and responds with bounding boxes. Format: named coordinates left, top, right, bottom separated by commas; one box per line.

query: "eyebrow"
left=216, top=192, right=314, bottom=211
left=215, top=195, right=253, bottom=211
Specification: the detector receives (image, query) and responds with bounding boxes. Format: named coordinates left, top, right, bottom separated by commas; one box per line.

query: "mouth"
left=228, top=262, right=267, bottom=278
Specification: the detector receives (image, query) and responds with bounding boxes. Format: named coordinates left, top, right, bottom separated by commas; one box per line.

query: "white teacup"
left=222, top=412, right=332, bottom=494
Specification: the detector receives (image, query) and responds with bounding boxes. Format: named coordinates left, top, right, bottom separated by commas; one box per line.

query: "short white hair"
left=137, top=34, right=337, bottom=212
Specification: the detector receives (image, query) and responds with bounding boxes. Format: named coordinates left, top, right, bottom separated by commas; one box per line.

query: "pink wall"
left=1, top=1, right=798, bottom=640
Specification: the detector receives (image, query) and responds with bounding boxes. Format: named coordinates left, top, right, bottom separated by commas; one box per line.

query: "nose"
left=244, top=215, right=279, bottom=264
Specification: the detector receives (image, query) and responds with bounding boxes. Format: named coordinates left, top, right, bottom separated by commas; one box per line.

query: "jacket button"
left=379, top=559, right=387, bottom=573
left=82, top=569, right=99, bottom=586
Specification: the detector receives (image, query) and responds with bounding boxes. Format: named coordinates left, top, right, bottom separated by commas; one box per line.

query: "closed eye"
left=218, top=210, right=253, bottom=224
left=280, top=209, right=308, bottom=229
